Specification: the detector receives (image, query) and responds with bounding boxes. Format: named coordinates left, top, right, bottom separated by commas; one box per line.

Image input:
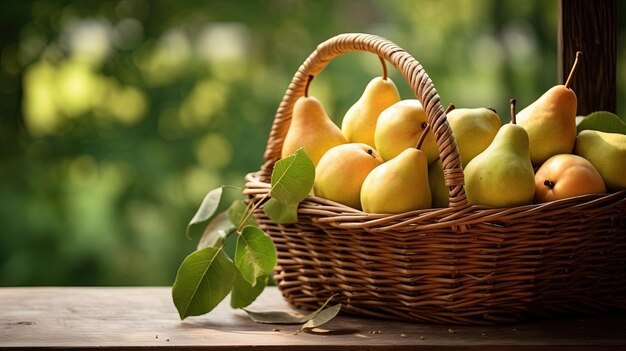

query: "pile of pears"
left=280, top=53, right=626, bottom=214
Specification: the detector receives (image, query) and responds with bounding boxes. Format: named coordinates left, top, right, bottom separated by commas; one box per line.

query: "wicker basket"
left=243, top=33, right=626, bottom=325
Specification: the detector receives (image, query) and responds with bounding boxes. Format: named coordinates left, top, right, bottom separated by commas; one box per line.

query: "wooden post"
left=558, top=0, right=617, bottom=115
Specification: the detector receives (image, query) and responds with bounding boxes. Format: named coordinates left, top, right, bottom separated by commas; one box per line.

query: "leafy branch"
left=171, top=148, right=340, bottom=327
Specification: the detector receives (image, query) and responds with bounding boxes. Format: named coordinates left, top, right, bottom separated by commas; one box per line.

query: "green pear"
left=374, top=99, right=438, bottom=164
left=341, top=76, right=400, bottom=148
left=361, top=148, right=431, bottom=214
left=464, top=100, right=535, bottom=207
left=516, top=52, right=582, bottom=165
left=428, top=158, right=449, bottom=208
left=447, top=107, right=501, bottom=167
left=575, top=130, right=626, bottom=191
left=282, top=77, right=347, bottom=166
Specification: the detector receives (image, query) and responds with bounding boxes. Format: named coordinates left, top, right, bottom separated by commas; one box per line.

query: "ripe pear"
left=281, top=77, right=347, bottom=166
left=314, top=143, right=383, bottom=210
left=464, top=100, right=535, bottom=207
left=575, top=130, right=626, bottom=191
left=534, top=154, right=606, bottom=203
left=447, top=107, right=501, bottom=167
left=516, top=52, right=582, bottom=165
left=361, top=148, right=431, bottom=214
left=374, top=99, right=438, bottom=164
left=428, top=158, right=449, bottom=208
left=341, top=75, right=401, bottom=148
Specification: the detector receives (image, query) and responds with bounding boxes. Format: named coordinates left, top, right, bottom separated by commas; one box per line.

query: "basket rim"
left=245, top=170, right=626, bottom=231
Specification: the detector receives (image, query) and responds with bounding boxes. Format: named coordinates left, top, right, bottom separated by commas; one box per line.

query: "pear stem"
left=415, top=123, right=431, bottom=150
left=444, top=103, right=456, bottom=115
left=304, top=75, right=314, bottom=98
left=510, top=99, right=517, bottom=125
left=415, top=104, right=454, bottom=150
left=379, top=56, right=388, bottom=80
left=564, top=51, right=582, bottom=90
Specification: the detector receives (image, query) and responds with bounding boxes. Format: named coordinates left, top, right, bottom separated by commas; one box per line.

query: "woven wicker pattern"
left=244, top=33, right=626, bottom=324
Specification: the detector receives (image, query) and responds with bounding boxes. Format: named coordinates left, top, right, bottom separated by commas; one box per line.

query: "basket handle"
left=260, top=33, right=468, bottom=210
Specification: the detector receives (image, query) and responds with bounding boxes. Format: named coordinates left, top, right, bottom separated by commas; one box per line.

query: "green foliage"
left=234, top=226, right=277, bottom=286
left=171, top=148, right=315, bottom=319
left=269, top=148, right=316, bottom=204
left=263, top=148, right=315, bottom=224
left=172, top=247, right=236, bottom=319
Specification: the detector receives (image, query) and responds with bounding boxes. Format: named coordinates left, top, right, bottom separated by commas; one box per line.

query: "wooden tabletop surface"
left=1, top=286, right=625, bottom=350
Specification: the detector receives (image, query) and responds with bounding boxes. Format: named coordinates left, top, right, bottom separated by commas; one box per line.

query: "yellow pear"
left=517, top=52, right=582, bottom=165
left=374, top=99, right=438, bottom=164
left=341, top=73, right=401, bottom=148
left=575, top=130, right=626, bottom=191
left=314, top=143, right=383, bottom=210
left=361, top=148, right=431, bottom=214
left=447, top=107, right=501, bottom=167
left=464, top=100, right=535, bottom=207
left=281, top=76, right=347, bottom=166
left=428, top=158, right=449, bottom=208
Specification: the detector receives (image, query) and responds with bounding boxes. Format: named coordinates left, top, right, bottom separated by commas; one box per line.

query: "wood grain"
left=558, top=0, right=617, bottom=114
left=0, top=287, right=625, bottom=350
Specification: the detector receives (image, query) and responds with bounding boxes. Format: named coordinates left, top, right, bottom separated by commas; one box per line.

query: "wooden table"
left=1, top=287, right=625, bottom=350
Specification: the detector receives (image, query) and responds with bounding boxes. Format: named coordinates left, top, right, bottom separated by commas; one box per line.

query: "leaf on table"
left=263, top=198, right=298, bottom=224
left=243, top=294, right=341, bottom=326
left=243, top=309, right=311, bottom=324
left=197, top=211, right=235, bottom=250
left=301, top=303, right=342, bottom=330
left=270, top=148, right=315, bottom=204
left=234, top=226, right=277, bottom=286
left=186, top=186, right=225, bottom=239
left=230, top=271, right=268, bottom=309
left=172, top=247, right=235, bottom=319
left=577, top=111, right=626, bottom=135
left=228, top=200, right=258, bottom=228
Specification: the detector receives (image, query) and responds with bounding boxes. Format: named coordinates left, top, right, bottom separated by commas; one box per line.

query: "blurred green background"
left=1, top=0, right=624, bottom=286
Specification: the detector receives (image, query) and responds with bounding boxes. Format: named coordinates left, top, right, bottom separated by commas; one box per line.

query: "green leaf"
left=186, top=186, right=224, bottom=238
left=228, top=200, right=257, bottom=227
left=301, top=303, right=342, bottom=330
left=235, top=226, right=277, bottom=286
left=577, top=111, right=626, bottom=135
left=230, top=271, right=268, bottom=309
left=172, top=247, right=235, bottom=319
left=263, top=198, right=298, bottom=224
left=196, top=211, right=235, bottom=250
left=243, top=294, right=340, bottom=325
left=270, top=148, right=315, bottom=204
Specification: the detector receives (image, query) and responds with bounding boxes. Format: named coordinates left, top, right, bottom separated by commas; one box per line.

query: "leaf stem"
left=237, top=193, right=269, bottom=233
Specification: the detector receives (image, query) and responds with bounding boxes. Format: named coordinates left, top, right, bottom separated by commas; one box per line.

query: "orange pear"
left=534, top=154, right=605, bottom=203
left=281, top=75, right=346, bottom=166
